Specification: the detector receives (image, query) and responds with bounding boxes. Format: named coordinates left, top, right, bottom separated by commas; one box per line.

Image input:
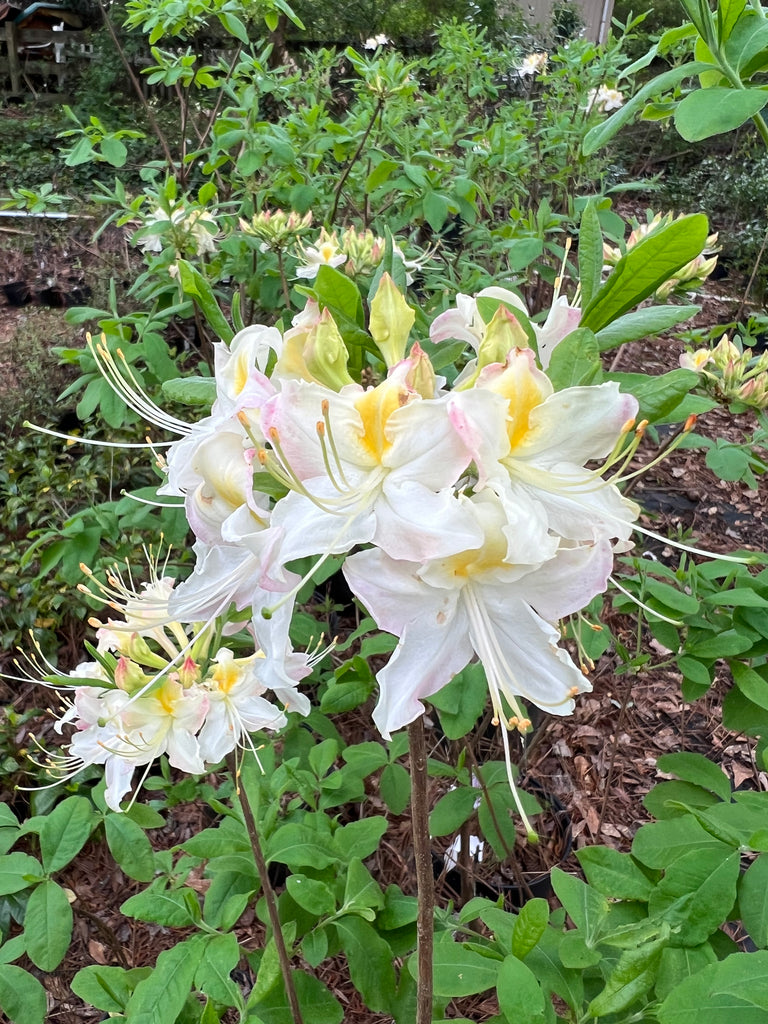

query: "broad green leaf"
left=723, top=15, right=768, bottom=70
left=23, top=881, right=73, bottom=972
left=656, top=752, right=732, bottom=801
left=739, top=853, right=768, bottom=947
left=632, top=816, right=728, bottom=868
left=365, top=158, right=399, bottom=193
left=496, top=954, right=547, bottom=1022
left=379, top=763, right=410, bottom=814
left=428, top=941, right=499, bottom=997
left=511, top=898, right=549, bottom=959
left=334, top=917, right=395, bottom=1013
left=161, top=375, right=215, bottom=409
left=578, top=198, right=603, bottom=309
left=594, top=305, right=700, bottom=351
left=125, top=936, right=206, bottom=1024
left=302, top=928, right=328, bottom=968
left=551, top=868, right=609, bottom=941
left=378, top=884, right=419, bottom=930
left=423, top=190, right=450, bottom=232
left=546, top=328, right=602, bottom=390
left=333, top=817, right=387, bottom=861
left=576, top=846, right=653, bottom=901
left=265, top=824, right=337, bottom=869
left=648, top=847, right=740, bottom=945
left=674, top=88, right=768, bottom=142
left=658, top=951, right=768, bottom=1023
left=581, top=216, right=709, bottom=334
left=343, top=858, right=384, bottom=919
left=704, top=586, right=768, bottom=607
left=526, top=925, right=584, bottom=1010
left=429, top=786, right=478, bottom=837
left=643, top=780, right=720, bottom=820
left=588, top=931, right=667, bottom=1017
left=431, top=663, right=488, bottom=739
left=217, top=10, right=249, bottom=43
left=121, top=883, right=198, bottom=927
left=100, top=137, right=127, bottom=168
left=39, top=795, right=95, bottom=874
left=688, top=628, right=756, bottom=659
left=285, top=875, right=336, bottom=916
left=247, top=969, right=343, bottom=1023
left=0, top=853, right=42, bottom=896
left=315, top=264, right=363, bottom=326
left=582, top=61, right=717, bottom=155
left=0, top=964, right=47, bottom=1024
left=644, top=578, right=700, bottom=615
left=105, top=813, right=155, bottom=882
left=729, top=661, right=768, bottom=712
left=71, top=965, right=152, bottom=1012
left=717, top=0, right=747, bottom=42
left=655, top=944, right=717, bottom=1000
left=194, top=932, right=241, bottom=1007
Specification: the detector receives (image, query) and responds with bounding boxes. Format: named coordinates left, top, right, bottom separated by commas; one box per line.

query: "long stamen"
left=321, top=399, right=350, bottom=488
left=609, top=575, right=683, bottom=625
left=23, top=422, right=173, bottom=449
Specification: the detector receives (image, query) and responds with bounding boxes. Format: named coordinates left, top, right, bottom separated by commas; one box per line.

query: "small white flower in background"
left=295, top=228, right=347, bottom=279
left=517, top=52, right=547, bottom=78
left=363, top=33, right=389, bottom=49
left=585, top=85, right=624, bottom=114
left=135, top=204, right=218, bottom=257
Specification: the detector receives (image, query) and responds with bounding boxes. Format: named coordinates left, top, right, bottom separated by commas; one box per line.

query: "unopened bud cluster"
left=681, top=334, right=768, bottom=410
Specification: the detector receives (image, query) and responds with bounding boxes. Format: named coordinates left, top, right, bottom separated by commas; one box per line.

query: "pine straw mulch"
left=2, top=287, right=768, bottom=1022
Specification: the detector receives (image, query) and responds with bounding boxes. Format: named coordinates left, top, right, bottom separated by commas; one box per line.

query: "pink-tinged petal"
left=447, top=389, right=511, bottom=488
left=248, top=609, right=311, bottom=717
left=520, top=383, right=638, bottom=463
left=103, top=757, right=136, bottom=812
left=166, top=725, right=205, bottom=774
left=429, top=308, right=482, bottom=349
left=374, top=481, right=484, bottom=562
left=535, top=297, right=581, bottom=369
left=372, top=615, right=475, bottom=739
left=385, top=398, right=472, bottom=489
left=345, top=547, right=461, bottom=638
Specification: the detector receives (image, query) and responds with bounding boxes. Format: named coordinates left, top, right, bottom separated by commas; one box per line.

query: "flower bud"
left=399, top=342, right=437, bottom=399
left=304, top=308, right=356, bottom=390
left=114, top=656, right=149, bottom=694
left=476, top=304, right=529, bottom=372
left=369, top=272, right=416, bottom=368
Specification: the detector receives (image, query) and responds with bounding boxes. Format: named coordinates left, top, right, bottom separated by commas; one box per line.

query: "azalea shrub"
left=5, top=1, right=768, bottom=1022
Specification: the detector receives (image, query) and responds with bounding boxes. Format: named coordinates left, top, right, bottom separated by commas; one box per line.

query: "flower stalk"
left=227, top=753, right=305, bottom=1024
left=408, top=716, right=434, bottom=1024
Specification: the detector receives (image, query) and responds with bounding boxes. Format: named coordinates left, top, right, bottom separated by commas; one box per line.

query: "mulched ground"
left=1, top=265, right=767, bottom=1021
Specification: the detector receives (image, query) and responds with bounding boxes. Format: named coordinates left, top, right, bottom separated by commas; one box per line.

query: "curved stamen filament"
left=609, top=575, right=683, bottom=625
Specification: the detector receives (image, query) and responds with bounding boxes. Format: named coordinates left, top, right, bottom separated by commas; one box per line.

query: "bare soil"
left=1, top=255, right=767, bottom=1021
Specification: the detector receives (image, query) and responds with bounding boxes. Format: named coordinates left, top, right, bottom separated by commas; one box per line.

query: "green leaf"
left=428, top=941, right=499, bottom=997
left=365, top=158, right=399, bottom=192
left=100, top=137, right=127, bottom=168
left=423, top=191, right=451, bottom=232
left=551, top=868, right=609, bottom=940
left=0, top=964, right=47, bottom=1024
left=658, top=950, right=768, bottom=1023
left=688, top=628, right=756, bottom=659
left=581, top=216, right=709, bottom=334
left=217, top=10, right=249, bottom=42
left=125, top=936, right=205, bottom=1024
left=0, top=853, right=43, bottom=896
left=334, top=917, right=395, bottom=1013
left=496, top=953, right=547, bottom=1022
left=429, top=786, right=478, bottom=837
left=343, top=858, right=385, bottom=915
left=23, top=880, right=73, bottom=972
left=582, top=61, right=717, bottom=156
left=644, top=780, right=720, bottom=820
left=724, top=14, right=768, bottom=70
left=195, top=932, right=241, bottom=1007
left=511, top=898, right=550, bottom=959
left=578, top=198, right=603, bottom=309
left=285, top=875, right=336, bottom=916
left=659, top=749, right=737, bottom=802
left=105, top=814, right=156, bottom=882
left=431, top=663, right=488, bottom=740
left=334, top=817, right=388, bottom=861
left=302, top=928, right=328, bottom=967
left=655, top=944, right=717, bottom=1000
left=632, top=816, right=729, bottom=868
left=379, top=763, right=411, bottom=814
left=314, top=264, right=363, bottom=327
left=649, top=847, right=740, bottom=945
left=704, top=586, right=768, bottom=607
left=546, top=328, right=602, bottom=389
left=576, top=846, right=653, bottom=901
left=71, top=965, right=153, bottom=1012
left=265, top=824, right=337, bottom=870
left=587, top=931, right=668, bottom=1017
left=121, top=882, right=198, bottom=927
left=39, top=796, right=95, bottom=874
left=739, top=853, right=768, bottom=947
left=175, top=260, right=233, bottom=343
left=248, top=969, right=343, bottom=1024
left=674, top=88, right=768, bottom=142
left=503, top=237, right=544, bottom=272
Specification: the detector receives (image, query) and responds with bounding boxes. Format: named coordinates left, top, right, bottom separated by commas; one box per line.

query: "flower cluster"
left=136, top=203, right=219, bottom=258
left=23, top=558, right=306, bottom=811
left=585, top=85, right=624, bottom=113
left=681, top=334, right=768, bottom=410
left=604, top=211, right=719, bottom=299
left=517, top=52, right=548, bottom=78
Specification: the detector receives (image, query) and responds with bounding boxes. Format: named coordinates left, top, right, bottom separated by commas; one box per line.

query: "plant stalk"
left=227, top=754, right=304, bottom=1024
left=408, top=716, right=434, bottom=1024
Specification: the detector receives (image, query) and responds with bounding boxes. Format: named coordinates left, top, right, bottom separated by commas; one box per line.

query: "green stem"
left=227, top=754, right=305, bottom=1024
left=327, top=96, right=385, bottom=227
left=408, top=716, right=434, bottom=1024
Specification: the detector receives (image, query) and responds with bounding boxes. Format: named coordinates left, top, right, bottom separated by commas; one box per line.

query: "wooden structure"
left=1, top=2, right=86, bottom=101
left=516, top=0, right=617, bottom=42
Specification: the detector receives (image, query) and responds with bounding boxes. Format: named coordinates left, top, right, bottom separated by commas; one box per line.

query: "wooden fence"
left=1, top=23, right=93, bottom=101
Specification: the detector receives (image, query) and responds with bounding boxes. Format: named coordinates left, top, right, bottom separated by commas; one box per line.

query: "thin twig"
left=227, top=754, right=304, bottom=1024
left=408, top=717, right=434, bottom=1024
